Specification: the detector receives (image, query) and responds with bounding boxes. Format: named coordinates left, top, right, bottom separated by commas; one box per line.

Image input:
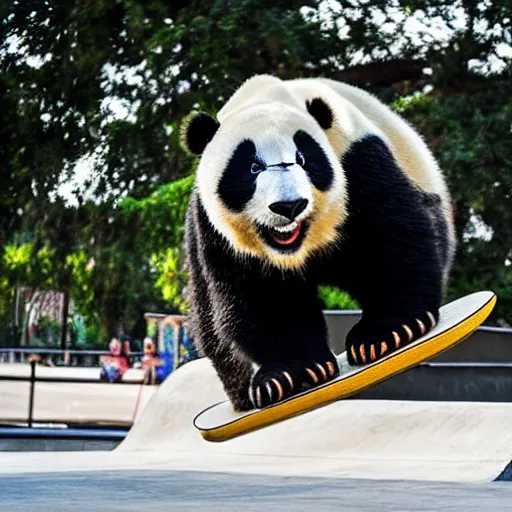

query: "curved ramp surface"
left=114, top=358, right=512, bottom=483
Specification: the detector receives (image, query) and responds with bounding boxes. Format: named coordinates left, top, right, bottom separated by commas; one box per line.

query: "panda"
left=181, top=74, right=456, bottom=412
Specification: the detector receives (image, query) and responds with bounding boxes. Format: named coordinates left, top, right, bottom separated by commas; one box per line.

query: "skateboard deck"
left=194, top=291, right=497, bottom=442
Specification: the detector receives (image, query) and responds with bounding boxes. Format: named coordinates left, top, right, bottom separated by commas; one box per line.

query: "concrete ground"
left=2, top=358, right=512, bottom=510
left=3, top=470, right=512, bottom=512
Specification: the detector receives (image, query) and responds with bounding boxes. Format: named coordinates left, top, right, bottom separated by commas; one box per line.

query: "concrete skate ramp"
left=115, top=358, right=512, bottom=483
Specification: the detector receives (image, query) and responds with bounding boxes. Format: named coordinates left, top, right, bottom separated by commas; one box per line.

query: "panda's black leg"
left=241, top=305, right=340, bottom=409
left=200, top=341, right=254, bottom=410
left=345, top=309, right=439, bottom=365
left=188, top=196, right=340, bottom=411
left=185, top=211, right=253, bottom=411
left=187, top=285, right=254, bottom=411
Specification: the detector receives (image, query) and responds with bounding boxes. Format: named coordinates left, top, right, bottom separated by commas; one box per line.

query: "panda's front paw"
left=249, top=354, right=339, bottom=409
left=346, top=309, right=439, bottom=366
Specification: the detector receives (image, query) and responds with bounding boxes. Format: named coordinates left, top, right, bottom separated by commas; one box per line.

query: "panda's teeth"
left=273, top=224, right=297, bottom=233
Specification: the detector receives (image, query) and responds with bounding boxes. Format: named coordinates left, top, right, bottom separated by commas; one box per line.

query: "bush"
left=318, top=285, right=359, bottom=310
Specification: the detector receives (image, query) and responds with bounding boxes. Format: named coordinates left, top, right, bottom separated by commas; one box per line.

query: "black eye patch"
left=293, top=130, right=334, bottom=191
left=218, top=139, right=258, bottom=212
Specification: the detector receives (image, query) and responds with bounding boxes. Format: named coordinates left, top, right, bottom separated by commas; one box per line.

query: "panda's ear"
left=306, top=97, right=334, bottom=130
left=180, top=111, right=220, bottom=155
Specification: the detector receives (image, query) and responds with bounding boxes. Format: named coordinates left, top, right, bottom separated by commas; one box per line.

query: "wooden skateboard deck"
left=194, top=291, right=497, bottom=442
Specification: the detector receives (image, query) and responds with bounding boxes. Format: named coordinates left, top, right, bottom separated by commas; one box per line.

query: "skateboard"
left=193, top=291, right=497, bottom=442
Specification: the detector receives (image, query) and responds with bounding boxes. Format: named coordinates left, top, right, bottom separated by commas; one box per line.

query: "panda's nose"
left=269, top=199, right=309, bottom=221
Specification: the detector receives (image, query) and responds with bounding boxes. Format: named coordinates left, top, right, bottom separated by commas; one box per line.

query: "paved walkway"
left=3, top=470, right=512, bottom=511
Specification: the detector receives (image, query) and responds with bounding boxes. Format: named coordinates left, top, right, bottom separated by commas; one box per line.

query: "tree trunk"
left=60, top=290, right=69, bottom=352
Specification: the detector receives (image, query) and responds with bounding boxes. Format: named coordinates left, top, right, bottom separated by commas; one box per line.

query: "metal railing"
left=0, top=347, right=145, bottom=367
left=0, top=360, right=146, bottom=430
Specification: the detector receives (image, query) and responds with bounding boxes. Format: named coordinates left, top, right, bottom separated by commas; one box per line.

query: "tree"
left=1, top=0, right=510, bottom=343
left=1, top=0, right=352, bottom=341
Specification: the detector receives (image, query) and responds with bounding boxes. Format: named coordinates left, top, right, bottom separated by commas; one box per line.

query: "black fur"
left=185, top=197, right=254, bottom=410
left=317, top=135, right=446, bottom=364
left=294, top=130, right=334, bottom=191
left=218, top=139, right=258, bottom=212
left=423, top=192, right=451, bottom=271
left=181, top=112, right=220, bottom=155
left=306, top=97, right=334, bottom=129
left=185, top=132, right=450, bottom=410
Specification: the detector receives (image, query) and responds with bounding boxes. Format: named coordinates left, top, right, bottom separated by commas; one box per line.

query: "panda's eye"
left=296, top=151, right=306, bottom=166
left=250, top=162, right=265, bottom=174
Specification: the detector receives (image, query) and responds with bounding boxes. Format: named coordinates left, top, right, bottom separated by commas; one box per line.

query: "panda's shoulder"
left=286, top=78, right=380, bottom=128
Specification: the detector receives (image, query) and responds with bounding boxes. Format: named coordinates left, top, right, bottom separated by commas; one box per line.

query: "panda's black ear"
left=306, top=97, right=334, bottom=130
left=180, top=111, right=220, bottom=155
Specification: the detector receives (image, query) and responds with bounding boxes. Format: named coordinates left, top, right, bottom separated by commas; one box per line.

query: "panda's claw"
left=265, top=382, right=273, bottom=403
left=315, top=363, right=328, bottom=381
left=346, top=309, right=440, bottom=366
left=326, top=361, right=336, bottom=377
left=256, top=386, right=262, bottom=409
left=305, top=367, right=319, bottom=384
left=282, top=371, right=294, bottom=390
left=359, top=344, right=367, bottom=364
left=250, top=367, right=295, bottom=409
left=402, top=324, right=414, bottom=342
left=271, top=378, right=284, bottom=402
left=427, top=311, right=437, bottom=329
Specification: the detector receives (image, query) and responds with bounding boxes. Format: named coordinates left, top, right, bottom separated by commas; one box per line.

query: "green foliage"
left=0, top=276, right=14, bottom=345
left=3, top=243, right=56, bottom=288
left=32, top=315, right=62, bottom=347
left=318, top=286, right=360, bottom=310
left=120, top=173, right=194, bottom=251
left=3, top=244, right=32, bottom=271
left=117, top=174, right=194, bottom=315
left=151, top=248, right=189, bottom=313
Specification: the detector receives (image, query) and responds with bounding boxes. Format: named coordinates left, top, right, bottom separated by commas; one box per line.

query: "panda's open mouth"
left=258, top=221, right=309, bottom=253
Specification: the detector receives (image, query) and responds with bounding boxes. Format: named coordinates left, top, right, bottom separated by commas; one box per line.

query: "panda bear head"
left=181, top=79, right=347, bottom=271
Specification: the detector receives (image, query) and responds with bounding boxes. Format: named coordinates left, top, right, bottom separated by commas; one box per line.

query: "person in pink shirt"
left=100, top=337, right=130, bottom=382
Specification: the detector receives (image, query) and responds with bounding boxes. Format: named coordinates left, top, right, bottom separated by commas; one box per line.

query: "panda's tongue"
left=271, top=223, right=302, bottom=245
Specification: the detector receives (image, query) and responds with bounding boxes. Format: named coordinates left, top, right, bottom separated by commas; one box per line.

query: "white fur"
left=245, top=165, right=313, bottom=228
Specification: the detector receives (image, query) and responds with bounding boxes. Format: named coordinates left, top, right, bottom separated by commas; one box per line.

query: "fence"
left=0, top=360, right=155, bottom=429
left=0, top=347, right=145, bottom=367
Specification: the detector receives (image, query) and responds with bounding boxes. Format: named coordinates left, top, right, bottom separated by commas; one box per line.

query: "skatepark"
left=3, top=314, right=512, bottom=511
